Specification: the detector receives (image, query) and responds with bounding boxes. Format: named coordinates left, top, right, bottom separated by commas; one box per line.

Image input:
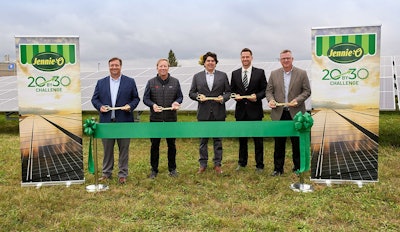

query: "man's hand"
left=153, top=104, right=162, bottom=112
left=288, top=99, right=298, bottom=107
left=172, top=102, right=181, bottom=110
left=248, top=94, right=257, bottom=102
left=268, top=100, right=277, bottom=108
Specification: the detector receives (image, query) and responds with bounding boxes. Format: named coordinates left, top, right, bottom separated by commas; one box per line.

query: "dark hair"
left=108, top=57, right=122, bottom=66
left=241, top=48, right=253, bottom=56
left=202, top=52, right=218, bottom=64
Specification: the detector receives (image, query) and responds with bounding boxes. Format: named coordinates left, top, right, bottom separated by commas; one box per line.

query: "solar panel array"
left=1, top=57, right=398, bottom=112
left=394, top=56, right=400, bottom=110
left=380, top=56, right=396, bottom=110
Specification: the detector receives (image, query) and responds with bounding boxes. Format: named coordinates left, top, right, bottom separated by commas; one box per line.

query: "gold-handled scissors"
left=273, top=101, right=297, bottom=107
left=274, top=102, right=290, bottom=106
left=230, top=93, right=254, bottom=99
left=104, top=105, right=129, bottom=112
left=196, top=94, right=223, bottom=101
left=157, top=106, right=175, bottom=111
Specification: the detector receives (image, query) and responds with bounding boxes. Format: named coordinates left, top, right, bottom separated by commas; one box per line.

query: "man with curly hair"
left=189, top=52, right=231, bottom=174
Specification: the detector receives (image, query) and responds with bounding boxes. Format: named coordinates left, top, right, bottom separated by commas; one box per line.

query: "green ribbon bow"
left=83, top=118, right=97, bottom=136
left=83, top=118, right=96, bottom=174
left=293, top=112, right=314, bottom=174
left=293, top=111, right=314, bottom=132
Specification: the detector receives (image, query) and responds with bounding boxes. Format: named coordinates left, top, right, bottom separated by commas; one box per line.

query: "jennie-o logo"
left=32, top=52, right=65, bottom=71
left=19, top=44, right=76, bottom=71
left=315, top=33, right=376, bottom=64
left=327, top=43, right=364, bottom=64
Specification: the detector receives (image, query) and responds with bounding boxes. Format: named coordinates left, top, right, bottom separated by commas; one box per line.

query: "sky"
left=0, top=0, right=399, bottom=71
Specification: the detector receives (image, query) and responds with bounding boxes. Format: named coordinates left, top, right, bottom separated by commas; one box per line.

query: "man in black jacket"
left=143, top=59, right=183, bottom=179
left=231, top=48, right=267, bottom=172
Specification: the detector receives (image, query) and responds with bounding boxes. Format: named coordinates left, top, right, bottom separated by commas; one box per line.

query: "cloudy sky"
left=1, top=0, right=399, bottom=71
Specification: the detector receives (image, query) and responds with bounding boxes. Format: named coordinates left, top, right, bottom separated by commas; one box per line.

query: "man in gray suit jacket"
left=189, top=52, right=231, bottom=174
left=266, top=49, right=311, bottom=176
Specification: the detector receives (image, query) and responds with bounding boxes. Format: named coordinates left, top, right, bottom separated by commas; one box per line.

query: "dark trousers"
left=198, top=112, right=223, bottom=167
left=238, top=137, right=264, bottom=169
left=273, top=110, right=300, bottom=173
left=199, top=137, right=223, bottom=167
left=150, top=138, right=177, bottom=173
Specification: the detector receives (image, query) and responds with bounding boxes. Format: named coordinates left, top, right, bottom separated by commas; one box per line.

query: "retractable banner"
left=310, top=26, right=381, bottom=184
left=15, top=36, right=84, bottom=186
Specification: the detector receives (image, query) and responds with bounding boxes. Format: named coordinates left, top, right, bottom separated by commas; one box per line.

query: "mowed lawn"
left=0, top=111, right=399, bottom=231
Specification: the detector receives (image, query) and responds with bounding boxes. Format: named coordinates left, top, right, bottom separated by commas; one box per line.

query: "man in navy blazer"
left=266, top=50, right=311, bottom=176
left=231, top=48, right=267, bottom=172
left=91, top=57, right=140, bottom=184
left=189, top=52, right=231, bottom=174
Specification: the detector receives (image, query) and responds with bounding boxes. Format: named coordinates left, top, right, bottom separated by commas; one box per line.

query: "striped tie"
left=243, top=70, right=248, bottom=90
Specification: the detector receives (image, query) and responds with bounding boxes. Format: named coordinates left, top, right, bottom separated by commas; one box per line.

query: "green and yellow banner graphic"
left=15, top=36, right=84, bottom=187
left=20, top=44, right=76, bottom=65
left=310, top=26, right=380, bottom=184
left=315, top=33, right=376, bottom=57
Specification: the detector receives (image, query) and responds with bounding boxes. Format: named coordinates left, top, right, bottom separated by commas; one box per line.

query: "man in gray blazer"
left=189, top=52, right=231, bottom=174
left=266, top=49, right=311, bottom=176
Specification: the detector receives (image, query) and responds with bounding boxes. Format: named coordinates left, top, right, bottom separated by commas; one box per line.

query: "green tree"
left=168, top=49, right=178, bottom=67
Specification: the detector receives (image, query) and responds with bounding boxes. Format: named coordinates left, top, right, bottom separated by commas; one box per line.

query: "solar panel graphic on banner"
left=15, top=36, right=84, bottom=186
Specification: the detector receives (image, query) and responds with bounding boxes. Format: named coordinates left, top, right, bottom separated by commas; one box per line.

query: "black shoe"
left=149, top=170, right=157, bottom=179
left=271, top=171, right=283, bottom=176
left=169, top=170, right=178, bottom=177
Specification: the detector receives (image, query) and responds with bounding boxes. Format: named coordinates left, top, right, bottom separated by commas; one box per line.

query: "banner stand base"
left=290, top=182, right=314, bottom=192
left=290, top=172, right=313, bottom=192
left=86, top=184, right=109, bottom=192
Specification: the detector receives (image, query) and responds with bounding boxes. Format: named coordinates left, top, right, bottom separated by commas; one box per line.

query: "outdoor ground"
left=0, top=111, right=399, bottom=231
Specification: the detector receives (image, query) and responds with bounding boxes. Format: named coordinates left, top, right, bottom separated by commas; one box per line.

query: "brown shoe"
left=214, top=166, right=223, bottom=174
left=119, top=177, right=126, bottom=184
left=197, top=166, right=206, bottom=174
left=98, top=176, right=109, bottom=181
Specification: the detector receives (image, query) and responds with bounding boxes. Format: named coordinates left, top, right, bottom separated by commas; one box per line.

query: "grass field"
left=0, top=111, right=399, bottom=231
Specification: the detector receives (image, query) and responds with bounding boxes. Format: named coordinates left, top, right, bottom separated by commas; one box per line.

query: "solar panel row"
left=1, top=57, right=398, bottom=112
left=394, top=56, right=400, bottom=110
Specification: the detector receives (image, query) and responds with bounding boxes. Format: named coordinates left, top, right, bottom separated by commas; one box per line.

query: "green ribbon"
left=83, top=118, right=96, bottom=174
left=293, top=111, right=314, bottom=132
left=293, top=112, right=314, bottom=174
left=83, top=118, right=96, bottom=136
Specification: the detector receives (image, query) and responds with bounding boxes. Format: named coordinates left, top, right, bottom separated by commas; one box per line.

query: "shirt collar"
left=283, top=67, right=293, bottom=75
left=242, top=66, right=252, bottom=73
left=110, top=75, right=122, bottom=82
left=205, top=69, right=215, bottom=75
